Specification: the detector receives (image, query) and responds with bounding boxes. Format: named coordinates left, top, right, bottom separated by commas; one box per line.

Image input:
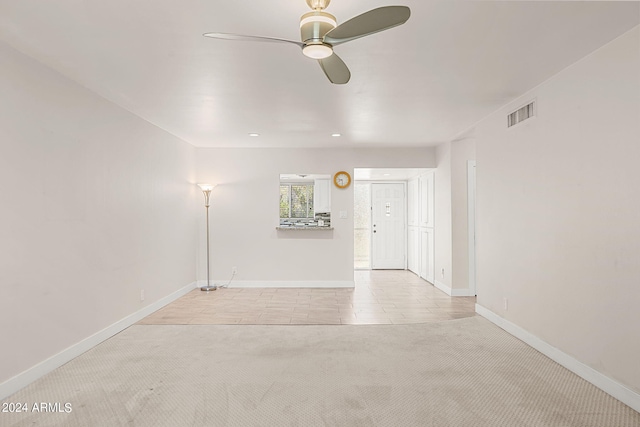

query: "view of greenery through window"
left=354, top=182, right=371, bottom=269
left=280, top=184, right=314, bottom=219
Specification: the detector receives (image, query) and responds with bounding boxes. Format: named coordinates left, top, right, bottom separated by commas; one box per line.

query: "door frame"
left=467, top=161, right=477, bottom=296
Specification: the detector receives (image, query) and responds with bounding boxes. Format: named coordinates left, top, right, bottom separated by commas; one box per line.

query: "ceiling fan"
left=203, top=0, right=411, bottom=84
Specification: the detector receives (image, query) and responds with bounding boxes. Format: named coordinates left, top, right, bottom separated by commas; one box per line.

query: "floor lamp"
left=198, top=183, right=217, bottom=291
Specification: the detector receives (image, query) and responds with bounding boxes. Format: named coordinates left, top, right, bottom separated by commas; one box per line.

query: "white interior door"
left=371, top=183, right=406, bottom=269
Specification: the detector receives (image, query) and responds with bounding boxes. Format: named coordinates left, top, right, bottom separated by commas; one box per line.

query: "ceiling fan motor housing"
left=300, top=11, right=337, bottom=45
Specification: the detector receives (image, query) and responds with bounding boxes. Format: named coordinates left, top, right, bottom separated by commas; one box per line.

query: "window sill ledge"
left=276, top=226, right=334, bottom=231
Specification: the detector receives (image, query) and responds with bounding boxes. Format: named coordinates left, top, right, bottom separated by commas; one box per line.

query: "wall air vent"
left=508, top=101, right=535, bottom=127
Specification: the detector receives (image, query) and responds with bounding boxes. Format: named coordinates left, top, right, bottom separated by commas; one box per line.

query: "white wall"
left=196, top=147, right=435, bottom=285
left=451, top=138, right=476, bottom=292
left=435, top=138, right=478, bottom=294
left=475, top=27, right=640, bottom=394
left=0, top=41, right=197, bottom=387
left=434, top=143, right=452, bottom=290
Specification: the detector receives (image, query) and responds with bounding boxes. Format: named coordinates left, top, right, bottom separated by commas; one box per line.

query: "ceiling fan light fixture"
left=302, top=43, right=333, bottom=59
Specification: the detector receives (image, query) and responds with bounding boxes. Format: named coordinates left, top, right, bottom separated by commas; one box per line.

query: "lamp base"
left=200, top=285, right=218, bottom=292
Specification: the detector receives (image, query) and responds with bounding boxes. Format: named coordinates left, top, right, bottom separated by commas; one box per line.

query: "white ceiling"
left=0, top=1, right=638, bottom=149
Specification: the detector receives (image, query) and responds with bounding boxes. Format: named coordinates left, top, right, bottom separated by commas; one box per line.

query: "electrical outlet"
left=441, top=268, right=445, bottom=278
left=503, top=298, right=508, bottom=311
left=140, top=289, right=145, bottom=302
left=232, top=266, right=237, bottom=275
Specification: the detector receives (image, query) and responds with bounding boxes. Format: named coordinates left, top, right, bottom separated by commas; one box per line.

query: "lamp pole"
left=198, top=184, right=217, bottom=291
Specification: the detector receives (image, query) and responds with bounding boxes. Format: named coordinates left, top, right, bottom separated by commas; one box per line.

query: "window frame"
left=279, top=182, right=315, bottom=220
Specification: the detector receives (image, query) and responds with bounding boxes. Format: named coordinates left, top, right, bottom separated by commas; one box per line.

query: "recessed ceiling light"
left=383, top=173, right=391, bottom=176
left=249, top=133, right=260, bottom=137
left=331, top=133, right=341, bottom=137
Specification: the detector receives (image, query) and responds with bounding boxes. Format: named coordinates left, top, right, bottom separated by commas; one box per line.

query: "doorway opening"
left=353, top=168, right=432, bottom=271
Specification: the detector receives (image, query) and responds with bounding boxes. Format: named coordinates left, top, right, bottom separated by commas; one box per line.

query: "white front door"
left=371, top=183, right=406, bottom=269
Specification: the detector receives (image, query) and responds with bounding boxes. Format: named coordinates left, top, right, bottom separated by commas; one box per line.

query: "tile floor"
left=138, top=270, right=477, bottom=325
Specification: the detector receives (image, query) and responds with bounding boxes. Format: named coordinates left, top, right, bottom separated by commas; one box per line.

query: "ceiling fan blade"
left=318, top=53, right=351, bottom=84
left=203, top=32, right=304, bottom=48
left=323, top=6, right=411, bottom=46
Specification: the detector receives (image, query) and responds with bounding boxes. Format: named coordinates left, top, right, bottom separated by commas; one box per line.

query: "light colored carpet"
left=1, top=317, right=638, bottom=426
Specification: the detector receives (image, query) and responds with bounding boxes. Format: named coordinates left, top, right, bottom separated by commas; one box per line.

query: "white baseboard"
left=0, top=281, right=197, bottom=401
left=434, top=280, right=451, bottom=295
left=451, top=288, right=475, bottom=297
left=198, top=280, right=355, bottom=289
left=434, top=280, right=475, bottom=297
left=475, top=304, right=640, bottom=413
